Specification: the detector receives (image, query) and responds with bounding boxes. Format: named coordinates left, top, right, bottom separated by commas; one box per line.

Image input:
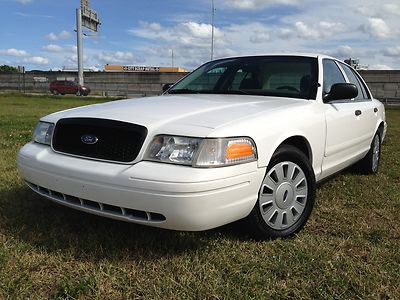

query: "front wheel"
left=248, top=145, right=316, bottom=239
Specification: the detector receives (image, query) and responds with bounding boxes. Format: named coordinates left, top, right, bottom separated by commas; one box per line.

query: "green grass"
left=0, top=93, right=399, bottom=299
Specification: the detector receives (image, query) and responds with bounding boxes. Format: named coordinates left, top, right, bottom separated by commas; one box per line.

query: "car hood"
left=42, top=94, right=311, bottom=136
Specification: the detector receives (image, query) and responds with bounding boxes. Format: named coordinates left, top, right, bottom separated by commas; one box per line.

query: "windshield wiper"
left=169, top=89, right=268, bottom=96
left=168, top=88, right=199, bottom=94
left=220, top=90, right=271, bottom=96
left=220, top=90, right=254, bottom=95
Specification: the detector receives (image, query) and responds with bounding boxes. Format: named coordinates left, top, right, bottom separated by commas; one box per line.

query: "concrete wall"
left=359, top=70, right=400, bottom=101
left=0, top=71, right=188, bottom=97
left=0, top=70, right=399, bottom=101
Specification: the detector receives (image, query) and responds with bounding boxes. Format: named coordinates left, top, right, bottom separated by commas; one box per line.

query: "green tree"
left=0, top=65, right=18, bottom=72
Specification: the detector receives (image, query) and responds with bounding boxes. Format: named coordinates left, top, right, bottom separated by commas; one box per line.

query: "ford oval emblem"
left=81, top=134, right=98, bottom=145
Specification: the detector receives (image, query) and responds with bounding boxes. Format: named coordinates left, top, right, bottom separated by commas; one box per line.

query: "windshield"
left=168, top=56, right=318, bottom=100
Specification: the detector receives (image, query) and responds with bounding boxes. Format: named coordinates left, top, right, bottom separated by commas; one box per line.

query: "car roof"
left=212, top=53, right=338, bottom=61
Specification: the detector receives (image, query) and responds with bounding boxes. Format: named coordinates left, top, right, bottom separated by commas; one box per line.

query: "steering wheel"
left=276, top=86, right=300, bottom=92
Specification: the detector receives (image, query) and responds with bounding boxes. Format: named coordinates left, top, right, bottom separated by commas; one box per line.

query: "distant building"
left=344, top=58, right=368, bottom=70
left=104, top=64, right=187, bottom=73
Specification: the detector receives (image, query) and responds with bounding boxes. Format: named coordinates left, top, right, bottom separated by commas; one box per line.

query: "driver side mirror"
left=323, top=83, right=358, bottom=103
left=162, top=83, right=173, bottom=93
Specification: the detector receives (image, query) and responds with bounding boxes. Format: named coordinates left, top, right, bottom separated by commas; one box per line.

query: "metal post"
left=76, top=8, right=84, bottom=86
left=211, top=0, right=215, bottom=61
left=171, top=49, right=174, bottom=67
left=23, top=70, right=25, bottom=93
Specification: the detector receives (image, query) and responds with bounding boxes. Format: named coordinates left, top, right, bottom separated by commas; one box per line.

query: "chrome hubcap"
left=259, top=161, right=308, bottom=230
left=372, top=135, right=380, bottom=172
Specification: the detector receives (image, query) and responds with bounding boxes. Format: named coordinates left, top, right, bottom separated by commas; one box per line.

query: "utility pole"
left=76, top=0, right=100, bottom=87
left=76, top=7, right=84, bottom=86
left=211, top=0, right=215, bottom=61
left=171, top=49, right=174, bottom=67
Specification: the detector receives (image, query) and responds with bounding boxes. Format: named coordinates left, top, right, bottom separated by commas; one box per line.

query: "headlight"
left=144, top=135, right=257, bottom=167
left=144, top=135, right=202, bottom=166
left=195, top=137, right=257, bottom=167
left=32, top=121, right=54, bottom=145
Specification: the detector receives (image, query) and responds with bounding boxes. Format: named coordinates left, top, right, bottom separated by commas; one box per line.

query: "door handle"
left=374, top=108, right=378, bottom=113
left=355, top=110, right=362, bottom=116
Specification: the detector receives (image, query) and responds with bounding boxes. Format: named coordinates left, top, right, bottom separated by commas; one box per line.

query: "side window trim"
left=335, top=62, right=356, bottom=102
left=353, top=71, right=371, bottom=100
left=334, top=61, right=349, bottom=82
left=353, top=74, right=367, bottom=99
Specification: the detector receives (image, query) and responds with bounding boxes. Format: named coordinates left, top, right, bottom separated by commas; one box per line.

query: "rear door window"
left=339, top=63, right=370, bottom=100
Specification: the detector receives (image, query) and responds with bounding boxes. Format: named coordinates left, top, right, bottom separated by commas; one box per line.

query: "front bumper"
left=17, top=142, right=265, bottom=231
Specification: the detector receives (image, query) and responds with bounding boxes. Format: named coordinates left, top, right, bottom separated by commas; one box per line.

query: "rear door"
left=338, top=62, right=377, bottom=148
left=59, top=81, right=68, bottom=94
left=65, top=81, right=75, bottom=94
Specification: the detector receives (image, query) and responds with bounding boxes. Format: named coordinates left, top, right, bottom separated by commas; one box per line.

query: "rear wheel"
left=356, top=132, right=381, bottom=174
left=248, top=145, right=316, bottom=239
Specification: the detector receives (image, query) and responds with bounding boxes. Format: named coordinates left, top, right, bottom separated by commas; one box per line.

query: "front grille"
left=52, top=118, right=147, bottom=163
left=25, top=181, right=166, bottom=223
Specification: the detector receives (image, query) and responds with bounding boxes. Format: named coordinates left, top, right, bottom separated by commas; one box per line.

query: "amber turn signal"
left=226, top=143, right=254, bottom=160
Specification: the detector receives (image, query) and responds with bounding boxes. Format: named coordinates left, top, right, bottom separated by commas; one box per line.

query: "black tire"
left=355, top=132, right=381, bottom=175
left=247, top=145, right=316, bottom=239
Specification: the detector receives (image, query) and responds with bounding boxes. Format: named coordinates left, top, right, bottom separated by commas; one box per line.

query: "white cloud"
left=383, top=46, right=400, bottom=57
left=326, top=45, right=355, bottom=58
left=383, top=4, right=400, bottom=16
left=370, top=64, right=393, bottom=70
left=128, top=21, right=227, bottom=67
left=42, top=44, right=76, bottom=53
left=127, top=18, right=352, bottom=69
left=249, top=31, right=270, bottom=43
left=15, top=12, right=53, bottom=18
left=15, top=0, right=32, bottom=4
left=225, top=22, right=271, bottom=46
left=44, top=30, right=72, bottom=41
left=146, top=22, right=162, bottom=31
left=96, top=51, right=135, bottom=64
left=21, top=56, right=50, bottom=65
left=62, top=54, right=78, bottom=67
left=361, top=18, right=392, bottom=38
left=42, top=44, right=63, bottom=52
left=290, top=21, right=345, bottom=39
left=0, top=48, right=29, bottom=57
left=222, top=0, right=300, bottom=10
left=294, top=21, right=320, bottom=39
left=58, top=30, right=71, bottom=39
left=45, top=33, right=57, bottom=40
left=129, top=21, right=224, bottom=48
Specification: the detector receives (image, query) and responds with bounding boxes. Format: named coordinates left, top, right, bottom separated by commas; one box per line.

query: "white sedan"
left=17, top=54, right=387, bottom=238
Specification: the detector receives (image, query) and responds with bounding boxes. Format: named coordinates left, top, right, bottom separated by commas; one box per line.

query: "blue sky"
left=1, top=0, right=400, bottom=70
